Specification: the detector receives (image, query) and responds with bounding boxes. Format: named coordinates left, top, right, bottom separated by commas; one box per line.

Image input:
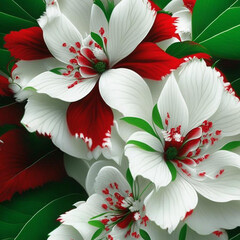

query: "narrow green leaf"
left=88, top=220, right=105, bottom=229
left=91, top=228, right=104, bottom=240
left=94, top=0, right=114, bottom=21
left=139, top=229, right=151, bottom=240
left=166, top=161, right=177, bottom=182
left=94, top=0, right=107, bottom=18
left=127, top=140, right=157, bottom=152
left=50, top=67, right=66, bottom=75
left=179, top=224, right=187, bottom=240
left=221, top=141, right=240, bottom=151
left=152, top=104, right=164, bottom=129
left=126, top=168, right=134, bottom=189
left=121, top=117, right=157, bottom=137
left=91, top=32, right=104, bottom=50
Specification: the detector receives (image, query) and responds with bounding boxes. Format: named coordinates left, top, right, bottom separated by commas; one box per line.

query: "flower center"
left=165, top=147, right=178, bottom=160
left=93, top=61, right=107, bottom=73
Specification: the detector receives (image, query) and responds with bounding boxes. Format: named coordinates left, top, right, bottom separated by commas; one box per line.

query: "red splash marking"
left=213, top=231, right=223, bottom=237
left=184, top=209, right=193, bottom=219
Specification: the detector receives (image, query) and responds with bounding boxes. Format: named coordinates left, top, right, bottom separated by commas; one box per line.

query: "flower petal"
left=99, top=68, right=153, bottom=123
left=107, top=0, right=156, bottom=66
left=145, top=175, right=198, bottom=233
left=26, top=71, right=98, bottom=102
left=185, top=195, right=240, bottom=235
left=48, top=225, right=83, bottom=240
left=158, top=72, right=189, bottom=135
left=114, top=42, right=182, bottom=80
left=125, top=132, right=171, bottom=189
left=177, top=59, right=223, bottom=132
left=66, top=84, right=114, bottom=151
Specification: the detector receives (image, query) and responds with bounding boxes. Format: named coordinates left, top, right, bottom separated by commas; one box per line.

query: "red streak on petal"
left=184, top=209, right=194, bottom=219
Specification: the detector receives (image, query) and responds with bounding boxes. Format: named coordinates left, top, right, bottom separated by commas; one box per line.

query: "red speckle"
left=69, top=46, right=77, bottom=53
left=99, top=27, right=105, bottom=36
left=89, top=40, right=93, bottom=46
left=62, top=43, right=67, bottom=47
left=165, top=119, right=169, bottom=126
left=213, top=231, right=223, bottom=237
left=195, top=148, right=201, bottom=156
left=219, top=169, right=224, bottom=175
left=167, top=112, right=170, bottom=118
left=104, top=37, right=107, bottom=45
left=102, top=204, right=108, bottom=210
left=75, top=42, right=81, bottom=48
left=108, top=235, right=113, bottom=240
left=184, top=209, right=193, bottom=219
left=101, top=218, right=110, bottom=225
left=114, top=182, right=119, bottom=189
left=141, top=216, right=149, bottom=226
left=74, top=71, right=81, bottom=80
left=215, top=130, right=222, bottom=136
left=69, top=59, right=78, bottom=65
left=109, top=183, right=114, bottom=189
left=67, top=65, right=74, bottom=71
left=198, top=172, right=206, bottom=177
left=102, top=188, right=109, bottom=195
left=202, top=139, right=209, bottom=145
left=186, top=151, right=193, bottom=158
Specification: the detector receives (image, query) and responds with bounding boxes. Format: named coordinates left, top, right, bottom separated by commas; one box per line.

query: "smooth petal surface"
left=58, top=0, right=92, bottom=36
left=115, top=42, right=182, bottom=80
left=99, top=68, right=153, bottom=122
left=158, top=72, right=189, bottom=134
left=145, top=175, right=198, bottom=233
left=26, top=71, right=98, bottom=102
left=48, top=225, right=83, bottom=240
left=177, top=59, right=223, bottom=132
left=186, top=195, right=240, bottom=235
left=21, top=94, right=91, bottom=159
left=107, top=0, right=156, bottom=66
left=125, top=132, right=171, bottom=189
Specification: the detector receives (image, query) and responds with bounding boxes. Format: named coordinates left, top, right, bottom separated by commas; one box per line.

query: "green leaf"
left=121, top=117, right=157, bottom=137
left=91, top=228, right=104, bottom=240
left=126, top=168, right=134, bottom=189
left=166, top=161, right=177, bottom=181
left=221, top=141, right=240, bottom=151
left=179, top=224, right=187, bottom=240
left=139, top=229, right=151, bottom=240
left=192, top=0, right=240, bottom=60
left=166, top=41, right=209, bottom=59
left=50, top=67, right=66, bottom=75
left=152, top=0, right=171, bottom=9
left=0, top=124, right=19, bottom=136
left=0, top=178, right=87, bottom=240
left=228, top=227, right=240, bottom=240
left=94, top=0, right=114, bottom=21
left=127, top=140, right=157, bottom=152
left=88, top=220, right=105, bottom=229
left=91, top=32, right=105, bottom=50
left=152, top=104, right=163, bottom=129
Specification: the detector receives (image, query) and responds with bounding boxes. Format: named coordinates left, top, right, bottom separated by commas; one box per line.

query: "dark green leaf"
left=166, top=41, right=209, bottom=59
left=152, top=104, right=163, bottom=129
left=221, top=141, right=240, bottom=151
left=0, top=178, right=87, bottom=240
left=121, top=117, right=157, bottom=137
left=91, top=32, right=105, bottom=50
left=139, top=229, right=151, bottom=240
left=179, top=224, right=187, bottom=240
left=127, top=140, right=157, bottom=152
left=0, top=124, right=19, bottom=136
left=228, top=227, right=240, bottom=240
left=152, top=0, right=171, bottom=9
left=94, top=0, right=114, bottom=21
left=50, top=67, right=66, bottom=75
left=88, top=220, right=105, bottom=229
left=192, top=0, right=240, bottom=60
left=91, top=228, right=104, bottom=240
left=166, top=161, right=177, bottom=181
left=126, top=168, right=134, bottom=189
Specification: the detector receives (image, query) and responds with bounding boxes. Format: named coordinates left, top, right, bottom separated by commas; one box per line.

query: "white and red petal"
left=57, top=0, right=92, bottom=37
left=158, top=72, right=189, bottom=135
left=177, top=59, right=223, bottom=132
left=66, top=84, right=114, bottom=151
left=48, top=225, right=83, bottom=240
left=185, top=195, right=240, bottom=235
left=21, top=94, right=92, bottom=159
left=26, top=71, right=98, bottom=102
left=114, top=42, right=182, bottom=81
left=145, top=175, right=198, bottom=233
left=107, top=0, right=156, bottom=67
left=4, top=27, right=52, bottom=60
left=99, top=68, right=153, bottom=123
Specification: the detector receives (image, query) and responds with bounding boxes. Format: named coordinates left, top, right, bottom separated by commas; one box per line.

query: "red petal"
left=117, top=212, right=135, bottom=229
left=144, top=13, right=180, bottom=43
left=4, top=27, right=52, bottom=60
left=0, top=102, right=24, bottom=126
left=183, top=0, right=196, bottom=13
left=185, top=127, right=202, bottom=141
left=147, top=0, right=161, bottom=11
left=67, top=84, right=114, bottom=151
left=115, top=42, right=182, bottom=80
left=0, top=75, right=12, bottom=96
left=178, top=138, right=201, bottom=157
left=0, top=129, right=66, bottom=202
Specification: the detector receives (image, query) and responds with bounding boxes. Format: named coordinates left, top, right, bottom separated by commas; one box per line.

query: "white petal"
left=164, top=0, right=185, bottom=13
left=58, top=0, right=92, bottom=36
left=48, top=225, right=83, bottom=240
left=99, top=68, right=153, bottom=122
left=26, top=71, right=98, bottom=102
left=94, top=166, right=130, bottom=197
left=145, top=175, right=198, bottom=233
left=177, top=59, right=223, bottom=131
left=190, top=151, right=240, bottom=202
left=125, top=132, right=171, bottom=189
left=39, top=6, right=82, bottom=64
left=107, top=0, right=156, bottom=66
left=21, top=94, right=92, bottom=159
left=158, top=72, right=189, bottom=135
left=186, top=195, right=240, bottom=235
left=64, top=154, right=90, bottom=191
left=157, top=37, right=179, bottom=51
left=209, top=90, right=240, bottom=137
left=11, top=58, right=65, bottom=101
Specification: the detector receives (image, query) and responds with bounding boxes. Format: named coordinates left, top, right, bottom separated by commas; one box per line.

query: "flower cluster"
left=1, top=0, right=240, bottom=239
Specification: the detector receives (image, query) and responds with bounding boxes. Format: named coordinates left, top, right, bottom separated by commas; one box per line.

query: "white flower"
left=122, top=58, right=240, bottom=232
